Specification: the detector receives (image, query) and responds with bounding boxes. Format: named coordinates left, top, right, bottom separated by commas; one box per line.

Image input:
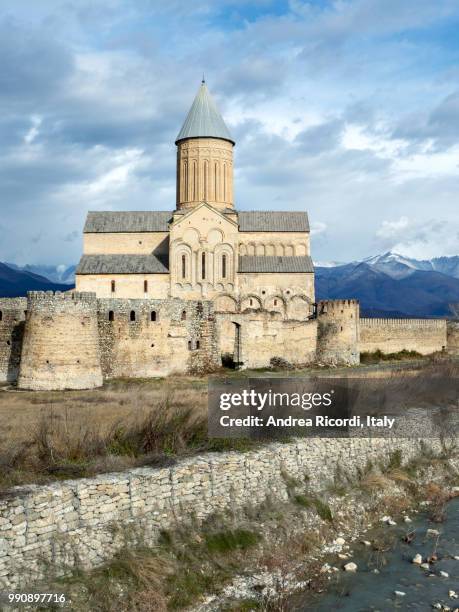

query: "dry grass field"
left=0, top=377, right=212, bottom=491
left=0, top=355, right=456, bottom=492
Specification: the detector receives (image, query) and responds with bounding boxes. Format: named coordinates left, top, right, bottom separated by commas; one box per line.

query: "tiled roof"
left=238, top=211, right=309, bottom=232
left=76, top=254, right=169, bottom=275
left=84, top=211, right=173, bottom=233
left=238, top=256, right=314, bottom=273
left=176, top=81, right=234, bottom=145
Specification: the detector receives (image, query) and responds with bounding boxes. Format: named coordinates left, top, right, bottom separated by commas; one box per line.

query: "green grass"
left=205, top=529, right=261, bottom=553
left=360, top=349, right=423, bottom=364
left=294, top=494, right=333, bottom=522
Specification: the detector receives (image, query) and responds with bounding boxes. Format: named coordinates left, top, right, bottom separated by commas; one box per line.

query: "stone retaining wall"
left=0, top=437, right=439, bottom=589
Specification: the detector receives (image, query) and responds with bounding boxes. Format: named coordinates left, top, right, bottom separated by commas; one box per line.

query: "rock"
left=373, top=568, right=380, bottom=574
left=454, top=556, right=459, bottom=561
left=440, top=570, right=449, bottom=578
left=362, top=540, right=372, bottom=547
left=395, top=591, right=406, bottom=597
left=421, top=563, right=430, bottom=570
left=449, top=591, right=458, bottom=599
left=412, top=554, right=423, bottom=565
left=380, top=515, right=391, bottom=522
left=320, top=563, right=331, bottom=573
left=338, top=553, right=348, bottom=560
left=335, top=537, right=345, bottom=546
left=387, top=519, right=397, bottom=526
left=404, top=516, right=412, bottom=523
left=344, top=562, right=358, bottom=572
left=427, top=528, right=440, bottom=536
left=432, top=604, right=442, bottom=610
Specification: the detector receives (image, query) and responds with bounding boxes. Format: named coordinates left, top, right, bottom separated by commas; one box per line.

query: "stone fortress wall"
left=17, top=292, right=103, bottom=391
left=0, top=291, right=458, bottom=391
left=359, top=318, right=448, bottom=355
left=0, top=298, right=27, bottom=383
left=96, top=297, right=220, bottom=378
left=0, top=436, right=441, bottom=590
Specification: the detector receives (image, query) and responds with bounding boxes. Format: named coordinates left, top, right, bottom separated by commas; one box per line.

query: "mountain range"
left=315, top=252, right=459, bottom=317
left=1, top=252, right=458, bottom=317
left=0, top=262, right=73, bottom=297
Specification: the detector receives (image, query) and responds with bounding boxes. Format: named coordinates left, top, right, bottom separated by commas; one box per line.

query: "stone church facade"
left=0, top=82, right=454, bottom=390
left=75, top=79, right=315, bottom=319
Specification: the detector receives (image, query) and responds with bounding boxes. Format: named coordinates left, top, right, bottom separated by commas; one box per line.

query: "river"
left=295, top=497, right=459, bottom=611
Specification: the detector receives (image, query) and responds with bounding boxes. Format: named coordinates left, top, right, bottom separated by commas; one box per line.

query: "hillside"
left=0, top=262, right=73, bottom=297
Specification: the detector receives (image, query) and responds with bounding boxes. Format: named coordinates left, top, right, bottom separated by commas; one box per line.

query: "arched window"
left=130, top=310, right=136, bottom=322
left=111, top=280, right=116, bottom=293
left=214, top=162, right=218, bottom=200
left=201, top=252, right=206, bottom=279
left=192, top=161, right=197, bottom=200
left=144, top=280, right=148, bottom=293
left=250, top=299, right=253, bottom=306
left=184, top=161, right=188, bottom=201
left=223, top=163, right=227, bottom=201
left=222, top=254, right=227, bottom=279
left=203, top=160, right=208, bottom=199
left=108, top=311, right=114, bottom=322
left=187, top=340, right=192, bottom=350
left=181, top=310, right=187, bottom=321
left=151, top=311, right=157, bottom=322
left=181, top=254, right=186, bottom=279
left=196, top=340, right=200, bottom=350
left=274, top=299, right=278, bottom=306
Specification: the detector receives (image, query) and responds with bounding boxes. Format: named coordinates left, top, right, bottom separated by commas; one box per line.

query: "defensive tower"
left=18, top=291, right=103, bottom=391
left=316, top=299, right=360, bottom=365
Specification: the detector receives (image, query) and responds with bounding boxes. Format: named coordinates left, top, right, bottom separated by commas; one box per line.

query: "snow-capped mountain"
left=360, top=252, right=459, bottom=280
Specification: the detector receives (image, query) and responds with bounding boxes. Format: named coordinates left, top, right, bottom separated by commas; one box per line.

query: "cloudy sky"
left=1, top=0, right=459, bottom=266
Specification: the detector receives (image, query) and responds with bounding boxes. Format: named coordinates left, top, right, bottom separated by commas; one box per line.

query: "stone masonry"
left=0, top=437, right=441, bottom=590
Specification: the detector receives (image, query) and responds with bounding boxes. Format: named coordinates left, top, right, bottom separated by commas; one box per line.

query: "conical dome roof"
left=175, top=80, right=234, bottom=145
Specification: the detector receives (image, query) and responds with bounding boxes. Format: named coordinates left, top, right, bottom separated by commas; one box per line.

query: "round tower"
left=175, top=79, right=235, bottom=211
left=18, top=291, right=103, bottom=391
left=316, top=299, right=360, bottom=366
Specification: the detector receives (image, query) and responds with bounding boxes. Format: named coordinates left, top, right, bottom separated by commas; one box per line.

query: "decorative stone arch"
left=239, top=243, right=247, bottom=256
left=263, top=294, right=287, bottom=316
left=207, top=227, right=224, bottom=245
left=247, top=242, right=256, bottom=256
left=295, top=243, right=307, bottom=256
left=265, top=244, right=275, bottom=256
left=255, top=243, right=265, bottom=256
left=241, top=294, right=262, bottom=312
left=275, top=244, right=285, bottom=256
left=284, top=244, right=294, bottom=256
left=288, top=294, right=312, bottom=320
left=214, top=294, right=238, bottom=313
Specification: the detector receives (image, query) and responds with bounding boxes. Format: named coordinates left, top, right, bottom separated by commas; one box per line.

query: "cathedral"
left=75, top=80, right=315, bottom=320
left=1, top=81, right=451, bottom=392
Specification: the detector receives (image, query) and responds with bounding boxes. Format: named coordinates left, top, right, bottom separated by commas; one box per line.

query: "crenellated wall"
left=359, top=318, right=447, bottom=355
left=96, top=298, right=220, bottom=379
left=0, top=291, right=456, bottom=390
left=0, top=298, right=27, bottom=383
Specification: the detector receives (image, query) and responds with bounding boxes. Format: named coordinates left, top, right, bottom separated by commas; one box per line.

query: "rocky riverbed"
left=296, top=496, right=459, bottom=611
